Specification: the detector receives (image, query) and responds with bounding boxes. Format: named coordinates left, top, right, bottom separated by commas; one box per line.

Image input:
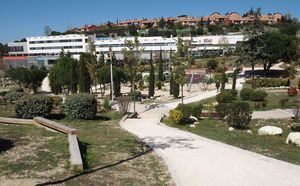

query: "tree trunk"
left=251, top=62, right=256, bottom=89
left=181, top=85, right=184, bottom=104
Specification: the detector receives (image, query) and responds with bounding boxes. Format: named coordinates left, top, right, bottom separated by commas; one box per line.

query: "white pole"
left=110, top=48, right=114, bottom=101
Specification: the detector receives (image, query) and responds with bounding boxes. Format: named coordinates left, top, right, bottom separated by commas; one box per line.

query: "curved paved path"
left=121, top=87, right=300, bottom=186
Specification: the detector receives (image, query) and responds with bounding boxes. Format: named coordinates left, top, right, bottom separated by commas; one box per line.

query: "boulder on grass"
left=228, top=127, right=234, bottom=131
left=189, top=116, right=198, bottom=122
left=286, top=132, right=300, bottom=147
left=258, top=126, right=282, bottom=136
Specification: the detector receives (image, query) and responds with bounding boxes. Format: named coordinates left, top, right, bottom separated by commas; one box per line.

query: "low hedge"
left=240, top=88, right=254, bottom=100
left=216, top=89, right=237, bottom=103
left=65, top=93, right=97, bottom=119
left=245, top=78, right=290, bottom=88
left=4, top=91, right=26, bottom=102
left=15, top=95, right=53, bottom=119
left=250, top=90, right=267, bottom=102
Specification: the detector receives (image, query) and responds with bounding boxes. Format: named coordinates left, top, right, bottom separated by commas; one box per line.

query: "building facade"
left=4, top=34, right=89, bottom=68
left=4, top=34, right=245, bottom=67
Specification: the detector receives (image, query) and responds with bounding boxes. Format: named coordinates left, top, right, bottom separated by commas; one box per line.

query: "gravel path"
left=121, top=83, right=300, bottom=186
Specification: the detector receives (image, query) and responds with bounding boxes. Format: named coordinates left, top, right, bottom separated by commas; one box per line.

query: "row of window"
left=96, top=42, right=176, bottom=48
left=30, top=46, right=83, bottom=50
left=29, top=39, right=83, bottom=44
left=8, top=46, right=24, bottom=52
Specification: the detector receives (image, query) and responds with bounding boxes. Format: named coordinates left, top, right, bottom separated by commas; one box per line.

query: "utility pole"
left=109, top=47, right=114, bottom=101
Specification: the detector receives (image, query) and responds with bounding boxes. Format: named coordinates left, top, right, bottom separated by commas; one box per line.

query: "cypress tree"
left=221, top=68, right=226, bottom=91
left=148, top=52, right=155, bottom=97
left=79, top=53, right=91, bottom=93
left=70, top=59, right=78, bottom=93
left=232, top=68, right=238, bottom=90
left=173, top=82, right=180, bottom=98
left=170, top=72, right=174, bottom=95
left=157, top=49, right=164, bottom=89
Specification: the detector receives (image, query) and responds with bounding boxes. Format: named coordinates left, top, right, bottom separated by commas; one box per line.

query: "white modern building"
left=5, top=34, right=89, bottom=67
left=4, top=34, right=245, bottom=67
left=95, top=35, right=245, bottom=60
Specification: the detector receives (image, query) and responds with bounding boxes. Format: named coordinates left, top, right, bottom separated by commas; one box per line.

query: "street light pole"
left=109, top=47, right=114, bottom=101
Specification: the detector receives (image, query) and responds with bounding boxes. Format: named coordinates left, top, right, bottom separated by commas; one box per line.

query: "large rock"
left=258, top=126, right=283, bottom=136
left=286, top=132, right=300, bottom=147
left=189, top=116, right=198, bottom=122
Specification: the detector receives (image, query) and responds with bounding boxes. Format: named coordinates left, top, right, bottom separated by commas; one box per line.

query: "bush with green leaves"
left=4, top=91, right=25, bottom=102
left=175, top=103, right=203, bottom=123
left=206, top=59, right=219, bottom=69
left=65, top=93, right=97, bottom=119
left=291, top=123, right=300, bottom=132
left=15, top=95, right=53, bottom=119
left=240, top=88, right=254, bottom=100
left=226, top=101, right=252, bottom=129
left=216, top=89, right=237, bottom=103
left=250, top=90, right=267, bottom=102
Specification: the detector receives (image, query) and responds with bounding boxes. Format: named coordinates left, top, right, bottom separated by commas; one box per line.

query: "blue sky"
left=0, top=0, right=299, bottom=43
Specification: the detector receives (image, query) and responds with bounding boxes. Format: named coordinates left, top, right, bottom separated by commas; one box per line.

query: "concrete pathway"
left=121, top=87, right=300, bottom=186
left=252, top=109, right=295, bottom=119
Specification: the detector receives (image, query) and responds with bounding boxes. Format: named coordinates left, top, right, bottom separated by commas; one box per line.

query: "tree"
left=128, top=25, right=138, bottom=36
left=148, top=52, right=155, bottom=97
left=169, top=71, right=174, bottom=95
left=157, top=49, right=164, bottom=89
left=122, top=37, right=143, bottom=113
left=221, top=68, right=226, bottom=90
left=79, top=53, right=92, bottom=93
left=172, top=38, right=189, bottom=103
left=236, top=14, right=264, bottom=88
left=44, top=25, right=52, bottom=36
left=232, top=68, right=239, bottom=90
left=260, top=32, right=298, bottom=71
left=86, top=39, right=98, bottom=93
left=206, top=59, right=219, bottom=69
left=49, top=52, right=78, bottom=94
left=158, top=17, right=166, bottom=29
left=5, top=66, right=47, bottom=93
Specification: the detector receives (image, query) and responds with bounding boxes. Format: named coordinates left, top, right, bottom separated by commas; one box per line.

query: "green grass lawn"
left=0, top=104, right=173, bottom=185
left=199, top=91, right=300, bottom=111
left=164, top=117, right=300, bottom=165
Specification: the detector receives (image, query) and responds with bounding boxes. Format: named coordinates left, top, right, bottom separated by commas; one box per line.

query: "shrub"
left=279, top=98, right=289, bottom=107
left=128, top=91, right=142, bottom=101
left=65, top=93, right=97, bottom=119
left=175, top=104, right=192, bottom=122
left=240, top=88, right=254, bottom=100
left=291, top=123, right=300, bottom=132
left=215, top=103, right=231, bottom=117
left=4, top=91, right=25, bottom=102
left=287, top=87, right=298, bottom=96
left=206, top=59, right=219, bottom=69
left=117, top=96, right=131, bottom=114
left=216, top=89, right=237, bottom=103
left=226, top=101, right=252, bottom=129
left=15, top=95, right=53, bottom=119
left=250, top=90, right=267, bottom=102
left=246, top=78, right=290, bottom=88
left=190, top=103, right=203, bottom=119
left=103, top=97, right=111, bottom=111
left=169, top=109, right=183, bottom=125
left=51, top=96, right=63, bottom=107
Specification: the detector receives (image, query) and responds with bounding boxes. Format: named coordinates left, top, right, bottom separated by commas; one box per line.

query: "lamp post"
left=109, top=47, right=114, bottom=101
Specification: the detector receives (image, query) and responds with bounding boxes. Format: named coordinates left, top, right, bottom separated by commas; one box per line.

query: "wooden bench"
left=0, top=117, right=34, bottom=125
left=68, top=134, right=83, bottom=170
left=33, top=117, right=77, bottom=134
